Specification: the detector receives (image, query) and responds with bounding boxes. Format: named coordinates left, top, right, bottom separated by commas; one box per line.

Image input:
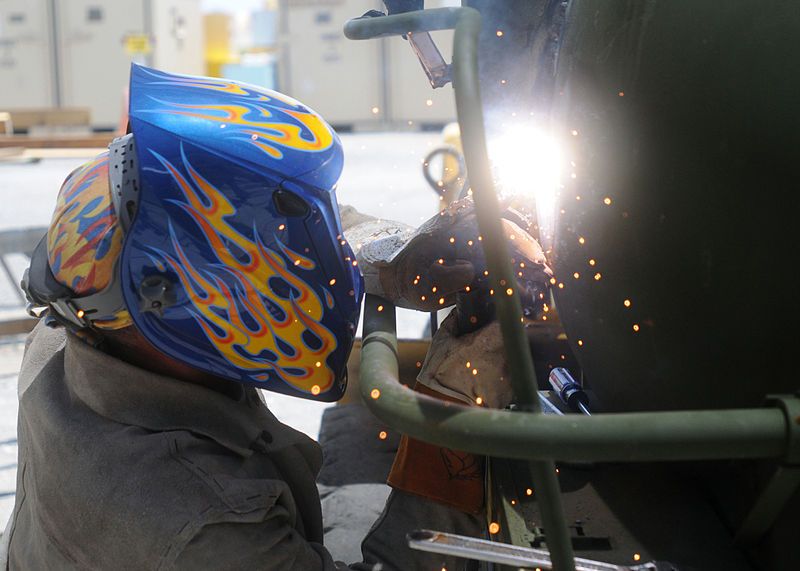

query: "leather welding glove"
left=417, top=311, right=511, bottom=408
left=387, top=312, right=511, bottom=514
left=350, top=197, right=551, bottom=312
left=349, top=199, right=478, bottom=312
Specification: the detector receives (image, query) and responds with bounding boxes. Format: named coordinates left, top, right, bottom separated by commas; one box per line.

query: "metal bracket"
left=735, top=394, right=800, bottom=544
left=407, top=530, right=670, bottom=571
left=767, top=394, right=800, bottom=466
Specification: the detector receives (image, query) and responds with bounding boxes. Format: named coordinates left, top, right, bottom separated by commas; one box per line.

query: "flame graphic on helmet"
left=151, top=149, right=338, bottom=394
left=142, top=71, right=334, bottom=160
left=48, top=154, right=121, bottom=295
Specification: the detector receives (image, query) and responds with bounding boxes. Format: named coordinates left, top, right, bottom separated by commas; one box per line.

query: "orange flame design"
left=149, top=74, right=334, bottom=159
left=154, top=151, right=338, bottom=394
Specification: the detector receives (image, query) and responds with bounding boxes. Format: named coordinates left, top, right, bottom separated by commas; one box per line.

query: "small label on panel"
left=123, top=34, right=152, bottom=55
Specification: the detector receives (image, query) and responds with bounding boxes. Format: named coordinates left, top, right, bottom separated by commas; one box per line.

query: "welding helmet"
left=23, top=64, right=363, bottom=401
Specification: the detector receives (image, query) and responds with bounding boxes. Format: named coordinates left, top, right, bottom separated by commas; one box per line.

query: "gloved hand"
left=353, top=197, right=550, bottom=312
left=387, top=312, right=514, bottom=514
left=416, top=311, right=511, bottom=408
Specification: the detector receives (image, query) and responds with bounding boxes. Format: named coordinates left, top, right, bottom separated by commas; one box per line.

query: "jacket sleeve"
left=170, top=487, right=485, bottom=571
left=171, top=500, right=370, bottom=571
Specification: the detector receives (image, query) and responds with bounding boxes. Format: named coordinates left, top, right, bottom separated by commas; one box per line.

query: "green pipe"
left=348, top=8, right=575, bottom=568
left=360, top=299, right=790, bottom=463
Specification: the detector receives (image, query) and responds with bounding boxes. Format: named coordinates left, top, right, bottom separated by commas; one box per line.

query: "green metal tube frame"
left=346, top=6, right=798, bottom=570
left=359, top=294, right=794, bottom=464
left=347, top=8, right=577, bottom=569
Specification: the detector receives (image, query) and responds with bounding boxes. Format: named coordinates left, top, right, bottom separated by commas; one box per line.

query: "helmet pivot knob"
left=139, top=275, right=176, bottom=317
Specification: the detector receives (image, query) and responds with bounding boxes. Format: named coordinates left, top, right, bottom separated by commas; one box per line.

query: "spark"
left=466, top=361, right=471, bottom=368
left=475, top=397, right=483, bottom=405
left=603, top=197, right=612, bottom=205
left=377, top=305, right=384, bottom=312
left=526, top=488, right=533, bottom=496
left=449, top=237, right=455, bottom=243
left=371, top=106, right=380, bottom=114
left=311, top=385, right=321, bottom=395
left=577, top=339, right=584, bottom=346
left=426, top=99, right=433, bottom=107
left=633, top=324, right=640, bottom=332
left=594, top=272, right=602, bottom=280
left=578, top=237, right=585, bottom=245
left=633, top=554, right=641, bottom=562
left=329, top=278, right=336, bottom=286
left=496, top=29, right=504, bottom=37
left=378, top=431, right=387, bottom=440
left=624, top=299, right=631, bottom=307
left=370, top=388, right=381, bottom=399
left=573, top=272, right=580, bottom=279
left=489, top=522, right=500, bottom=534
left=506, top=288, right=513, bottom=296
left=589, top=259, right=596, bottom=266
left=278, top=224, right=285, bottom=230
left=472, top=369, right=478, bottom=376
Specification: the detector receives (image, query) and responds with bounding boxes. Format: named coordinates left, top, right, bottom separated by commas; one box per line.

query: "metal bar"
left=407, top=530, right=659, bottom=571
left=359, top=302, right=791, bottom=463
left=0, top=256, right=27, bottom=305
left=348, top=8, right=576, bottom=567
left=735, top=466, right=800, bottom=544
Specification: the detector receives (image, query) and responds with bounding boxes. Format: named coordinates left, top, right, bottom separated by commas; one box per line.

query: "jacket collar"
left=63, top=331, right=317, bottom=459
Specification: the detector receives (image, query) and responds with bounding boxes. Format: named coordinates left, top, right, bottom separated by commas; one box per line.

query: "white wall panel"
left=0, top=0, right=55, bottom=109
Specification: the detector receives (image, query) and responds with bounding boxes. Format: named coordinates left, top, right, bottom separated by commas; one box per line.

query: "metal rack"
left=346, top=7, right=800, bottom=570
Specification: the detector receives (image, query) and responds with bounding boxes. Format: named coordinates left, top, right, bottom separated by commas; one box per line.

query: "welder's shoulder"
left=18, top=321, right=66, bottom=398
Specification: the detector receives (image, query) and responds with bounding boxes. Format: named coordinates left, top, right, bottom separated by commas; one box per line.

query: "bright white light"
left=489, top=125, right=562, bottom=245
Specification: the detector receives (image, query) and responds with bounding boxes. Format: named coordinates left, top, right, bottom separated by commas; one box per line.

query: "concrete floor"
left=0, top=131, right=444, bottom=527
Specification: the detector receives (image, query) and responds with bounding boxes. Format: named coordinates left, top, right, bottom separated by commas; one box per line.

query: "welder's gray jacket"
left=3, top=323, right=480, bottom=570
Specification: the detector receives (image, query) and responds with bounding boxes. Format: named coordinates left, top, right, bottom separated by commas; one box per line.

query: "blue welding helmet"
left=115, top=64, right=362, bottom=401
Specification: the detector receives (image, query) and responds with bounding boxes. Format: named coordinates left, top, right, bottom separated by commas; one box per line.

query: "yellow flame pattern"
left=156, top=154, right=338, bottom=394
left=151, top=74, right=334, bottom=160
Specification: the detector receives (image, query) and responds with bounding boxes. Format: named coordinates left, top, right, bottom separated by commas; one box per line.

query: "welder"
left=0, top=65, right=550, bottom=570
